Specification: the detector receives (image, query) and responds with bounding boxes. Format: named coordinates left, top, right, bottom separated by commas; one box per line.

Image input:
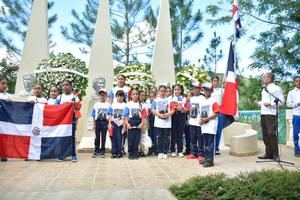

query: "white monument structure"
left=151, top=0, right=176, bottom=85
left=77, top=0, right=114, bottom=150
left=14, top=0, right=49, bottom=97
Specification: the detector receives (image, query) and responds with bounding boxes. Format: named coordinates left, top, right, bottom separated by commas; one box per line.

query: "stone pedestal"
left=151, top=0, right=176, bottom=85
left=286, top=110, right=294, bottom=148
left=15, top=0, right=49, bottom=96
left=77, top=0, right=114, bottom=152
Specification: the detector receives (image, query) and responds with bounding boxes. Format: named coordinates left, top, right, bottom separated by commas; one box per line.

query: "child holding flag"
left=0, top=77, right=12, bottom=162
left=170, top=84, right=188, bottom=158
left=55, top=80, right=81, bottom=162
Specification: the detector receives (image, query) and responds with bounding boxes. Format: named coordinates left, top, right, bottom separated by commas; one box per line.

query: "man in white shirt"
left=286, top=76, right=300, bottom=157
left=211, top=76, right=224, bottom=155
left=256, top=73, right=285, bottom=161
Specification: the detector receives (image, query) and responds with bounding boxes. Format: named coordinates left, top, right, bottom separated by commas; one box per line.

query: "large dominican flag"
left=220, top=42, right=238, bottom=128
left=0, top=100, right=73, bottom=160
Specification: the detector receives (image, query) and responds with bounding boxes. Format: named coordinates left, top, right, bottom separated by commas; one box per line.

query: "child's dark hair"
left=117, top=74, right=126, bottom=80
left=172, top=84, right=184, bottom=96
left=211, top=76, right=220, bottom=81
left=48, top=86, right=60, bottom=97
left=0, top=77, right=8, bottom=82
left=116, top=90, right=125, bottom=97
left=158, top=85, right=167, bottom=90
left=294, top=76, right=300, bottom=81
left=35, top=83, right=44, bottom=90
left=62, top=80, right=73, bottom=86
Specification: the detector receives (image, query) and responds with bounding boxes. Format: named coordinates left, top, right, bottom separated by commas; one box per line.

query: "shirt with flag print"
left=109, top=86, right=131, bottom=103
left=108, top=102, right=127, bottom=127
left=124, top=101, right=147, bottom=127
left=188, top=95, right=205, bottom=127
left=151, top=96, right=175, bottom=128
left=91, top=101, right=110, bottom=121
left=200, top=97, right=220, bottom=134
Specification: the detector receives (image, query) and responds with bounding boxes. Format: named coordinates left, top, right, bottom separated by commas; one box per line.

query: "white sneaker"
left=178, top=153, right=184, bottom=158
left=163, top=154, right=168, bottom=159
left=171, top=152, right=176, bottom=157
left=158, top=153, right=163, bottom=159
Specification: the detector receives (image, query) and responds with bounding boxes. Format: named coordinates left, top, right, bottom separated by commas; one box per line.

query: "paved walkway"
left=1, top=142, right=299, bottom=200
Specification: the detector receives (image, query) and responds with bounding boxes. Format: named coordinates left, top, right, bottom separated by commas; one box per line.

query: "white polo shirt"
left=287, top=87, right=300, bottom=116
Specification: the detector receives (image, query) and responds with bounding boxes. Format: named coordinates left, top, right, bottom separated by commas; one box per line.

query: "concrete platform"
left=0, top=142, right=299, bottom=200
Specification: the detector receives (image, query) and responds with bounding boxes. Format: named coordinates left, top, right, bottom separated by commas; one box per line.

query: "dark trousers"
left=111, top=122, right=123, bottom=155
left=156, top=128, right=170, bottom=154
left=189, top=125, right=204, bottom=156
left=148, top=114, right=157, bottom=153
left=128, top=128, right=141, bottom=157
left=261, top=115, right=279, bottom=157
left=293, top=115, right=300, bottom=153
left=203, top=133, right=215, bottom=162
left=215, top=114, right=223, bottom=151
left=171, top=112, right=185, bottom=153
left=95, top=120, right=108, bottom=153
left=72, top=116, right=77, bottom=157
left=184, top=124, right=191, bottom=153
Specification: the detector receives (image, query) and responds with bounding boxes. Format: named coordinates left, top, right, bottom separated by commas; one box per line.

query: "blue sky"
left=1, top=0, right=268, bottom=76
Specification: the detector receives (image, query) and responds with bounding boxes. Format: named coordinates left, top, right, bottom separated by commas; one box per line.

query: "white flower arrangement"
left=114, top=64, right=156, bottom=92
left=176, top=65, right=210, bottom=92
left=35, top=53, right=89, bottom=98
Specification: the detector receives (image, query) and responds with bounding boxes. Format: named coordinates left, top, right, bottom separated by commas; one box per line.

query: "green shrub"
left=169, top=170, right=300, bottom=200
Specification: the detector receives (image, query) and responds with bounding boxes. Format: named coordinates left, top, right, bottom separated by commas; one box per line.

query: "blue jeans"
left=203, top=133, right=215, bottom=162
left=189, top=125, right=204, bottom=157
left=95, top=120, right=108, bottom=153
left=215, top=114, right=223, bottom=151
left=111, top=122, right=123, bottom=155
left=293, top=115, right=300, bottom=153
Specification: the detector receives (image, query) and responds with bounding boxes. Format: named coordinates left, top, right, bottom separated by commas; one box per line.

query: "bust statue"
left=19, top=74, right=35, bottom=97
left=92, top=77, right=106, bottom=99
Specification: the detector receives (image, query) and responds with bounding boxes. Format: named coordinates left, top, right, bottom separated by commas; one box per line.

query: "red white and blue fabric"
left=220, top=42, right=238, bottom=128
left=232, top=0, right=242, bottom=38
left=0, top=100, right=73, bottom=160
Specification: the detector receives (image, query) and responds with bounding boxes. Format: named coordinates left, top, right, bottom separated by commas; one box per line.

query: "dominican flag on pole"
left=0, top=100, right=73, bottom=160
left=220, top=42, right=238, bottom=128
left=232, top=0, right=242, bottom=38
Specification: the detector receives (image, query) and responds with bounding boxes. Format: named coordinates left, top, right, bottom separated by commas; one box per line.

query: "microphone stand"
left=256, top=88, right=294, bottom=170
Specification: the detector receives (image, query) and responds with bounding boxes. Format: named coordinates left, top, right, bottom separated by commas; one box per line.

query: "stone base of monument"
left=78, top=130, right=112, bottom=153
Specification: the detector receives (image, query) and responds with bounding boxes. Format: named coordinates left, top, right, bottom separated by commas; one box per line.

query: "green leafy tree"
left=205, top=0, right=300, bottom=80
left=61, top=0, right=155, bottom=65
left=201, top=31, right=223, bottom=72
left=0, top=0, right=58, bottom=61
left=0, top=59, right=19, bottom=93
left=169, top=0, right=203, bottom=68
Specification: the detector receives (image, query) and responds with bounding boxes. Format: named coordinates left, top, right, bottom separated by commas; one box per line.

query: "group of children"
left=0, top=74, right=222, bottom=167
left=91, top=74, right=221, bottom=167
